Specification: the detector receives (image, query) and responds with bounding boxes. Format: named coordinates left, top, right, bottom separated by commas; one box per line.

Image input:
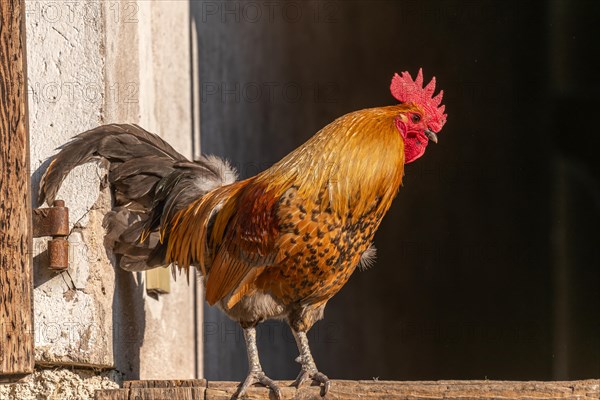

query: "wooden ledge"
left=96, top=379, right=600, bottom=399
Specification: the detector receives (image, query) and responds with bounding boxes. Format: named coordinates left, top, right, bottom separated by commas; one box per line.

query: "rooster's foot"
left=292, top=365, right=331, bottom=395
left=235, top=370, right=282, bottom=399
left=291, top=329, right=331, bottom=396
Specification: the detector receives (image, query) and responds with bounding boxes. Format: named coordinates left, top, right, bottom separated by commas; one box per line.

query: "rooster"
left=39, top=69, right=446, bottom=398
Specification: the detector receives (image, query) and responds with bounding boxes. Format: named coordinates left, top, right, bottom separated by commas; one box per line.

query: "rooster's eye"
left=411, top=114, right=421, bottom=123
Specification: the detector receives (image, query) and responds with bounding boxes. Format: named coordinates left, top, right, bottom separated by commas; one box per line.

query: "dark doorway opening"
left=192, top=0, right=599, bottom=381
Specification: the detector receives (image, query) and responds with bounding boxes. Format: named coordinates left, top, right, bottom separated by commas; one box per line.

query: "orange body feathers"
left=165, top=105, right=408, bottom=324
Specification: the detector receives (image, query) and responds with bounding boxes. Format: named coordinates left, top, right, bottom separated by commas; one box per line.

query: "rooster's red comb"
left=390, top=68, right=447, bottom=132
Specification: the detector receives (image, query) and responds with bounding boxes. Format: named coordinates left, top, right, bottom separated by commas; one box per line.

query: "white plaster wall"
left=19, top=0, right=198, bottom=391
left=26, top=0, right=114, bottom=369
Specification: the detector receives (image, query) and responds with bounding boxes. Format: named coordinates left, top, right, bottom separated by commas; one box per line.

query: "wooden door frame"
left=0, top=0, right=34, bottom=379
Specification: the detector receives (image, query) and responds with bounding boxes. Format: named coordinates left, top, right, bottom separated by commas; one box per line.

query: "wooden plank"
left=129, top=387, right=204, bottom=400
left=95, top=388, right=205, bottom=400
left=94, top=389, right=128, bottom=400
left=204, top=379, right=600, bottom=400
left=0, top=0, right=34, bottom=377
left=206, top=380, right=307, bottom=400
left=124, top=379, right=207, bottom=389
left=96, top=380, right=600, bottom=400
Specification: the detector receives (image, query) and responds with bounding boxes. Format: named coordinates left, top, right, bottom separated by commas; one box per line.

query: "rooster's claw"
left=235, top=370, right=282, bottom=399
left=292, top=368, right=331, bottom=396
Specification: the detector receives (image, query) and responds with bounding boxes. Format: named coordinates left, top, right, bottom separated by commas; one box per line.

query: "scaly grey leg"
left=292, top=330, right=331, bottom=395
left=235, top=326, right=282, bottom=399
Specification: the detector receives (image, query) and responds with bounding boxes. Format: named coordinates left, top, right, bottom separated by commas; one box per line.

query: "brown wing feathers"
left=202, top=183, right=282, bottom=306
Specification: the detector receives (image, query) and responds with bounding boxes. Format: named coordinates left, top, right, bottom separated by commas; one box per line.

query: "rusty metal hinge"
left=32, top=199, right=69, bottom=271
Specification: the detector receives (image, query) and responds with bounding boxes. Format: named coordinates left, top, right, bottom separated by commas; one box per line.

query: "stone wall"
left=0, top=369, right=121, bottom=400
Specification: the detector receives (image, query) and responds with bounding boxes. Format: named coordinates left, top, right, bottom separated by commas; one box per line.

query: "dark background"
left=192, top=0, right=599, bottom=381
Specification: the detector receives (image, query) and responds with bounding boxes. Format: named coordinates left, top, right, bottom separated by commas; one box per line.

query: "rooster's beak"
left=424, top=129, right=438, bottom=144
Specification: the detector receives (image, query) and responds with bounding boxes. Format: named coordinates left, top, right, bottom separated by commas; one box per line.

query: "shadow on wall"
left=112, top=268, right=146, bottom=380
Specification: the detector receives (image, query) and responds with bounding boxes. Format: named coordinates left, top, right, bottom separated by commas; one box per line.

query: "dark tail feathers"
left=39, top=124, right=237, bottom=271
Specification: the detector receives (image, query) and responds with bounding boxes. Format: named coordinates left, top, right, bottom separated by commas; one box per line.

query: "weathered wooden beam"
left=97, top=379, right=599, bottom=400
left=94, top=389, right=127, bottom=400
left=205, top=379, right=600, bottom=400
left=124, top=379, right=207, bottom=389
left=95, top=387, right=205, bottom=400
left=0, top=0, right=34, bottom=377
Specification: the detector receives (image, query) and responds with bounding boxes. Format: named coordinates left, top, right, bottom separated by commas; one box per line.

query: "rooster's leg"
left=292, top=330, right=331, bottom=394
left=235, top=326, right=282, bottom=399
